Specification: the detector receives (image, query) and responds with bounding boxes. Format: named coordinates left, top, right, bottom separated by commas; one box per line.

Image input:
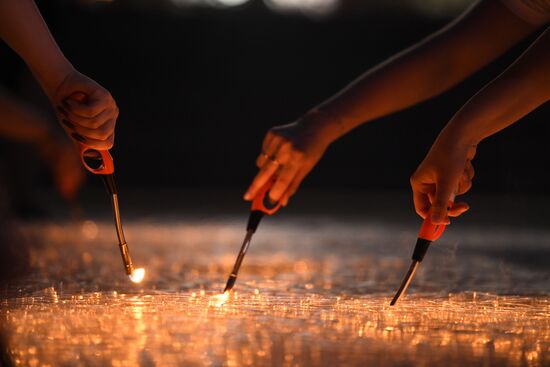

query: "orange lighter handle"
left=251, top=177, right=282, bottom=215
left=80, top=145, right=115, bottom=175
left=417, top=199, right=454, bottom=241
left=67, top=92, right=115, bottom=175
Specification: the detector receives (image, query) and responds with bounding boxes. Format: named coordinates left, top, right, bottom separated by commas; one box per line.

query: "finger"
left=262, top=134, right=284, bottom=161
left=412, top=190, right=431, bottom=219
left=69, top=132, right=114, bottom=150
left=257, top=132, right=276, bottom=167
left=268, top=162, right=300, bottom=202
left=280, top=168, right=307, bottom=206
left=430, top=178, right=457, bottom=225
left=243, top=160, right=279, bottom=201
left=456, top=175, right=472, bottom=195
left=60, top=107, right=118, bottom=130
left=70, top=119, right=116, bottom=141
left=465, top=161, right=475, bottom=180
left=448, top=202, right=469, bottom=217
left=410, top=176, right=433, bottom=219
left=64, top=97, right=113, bottom=119
left=256, top=152, right=268, bottom=168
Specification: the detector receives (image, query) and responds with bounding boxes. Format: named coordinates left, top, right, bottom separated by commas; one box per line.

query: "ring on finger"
left=268, top=156, right=280, bottom=166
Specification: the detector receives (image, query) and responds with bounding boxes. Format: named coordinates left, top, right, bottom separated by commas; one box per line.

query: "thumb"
left=430, top=178, right=456, bottom=224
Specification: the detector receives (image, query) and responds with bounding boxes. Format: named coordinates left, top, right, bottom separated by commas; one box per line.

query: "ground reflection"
left=1, top=220, right=549, bottom=366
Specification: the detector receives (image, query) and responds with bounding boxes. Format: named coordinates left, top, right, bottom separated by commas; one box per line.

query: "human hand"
left=48, top=70, right=118, bottom=150
left=410, top=135, right=476, bottom=225
left=244, top=112, right=341, bottom=206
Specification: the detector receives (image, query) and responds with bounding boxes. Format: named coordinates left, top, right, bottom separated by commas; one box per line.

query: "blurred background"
left=1, top=0, right=549, bottom=217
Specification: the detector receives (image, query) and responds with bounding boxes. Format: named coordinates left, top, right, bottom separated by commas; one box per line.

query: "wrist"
left=440, top=115, right=484, bottom=148
left=299, top=108, right=346, bottom=146
left=31, top=59, right=75, bottom=99
left=433, top=123, right=478, bottom=162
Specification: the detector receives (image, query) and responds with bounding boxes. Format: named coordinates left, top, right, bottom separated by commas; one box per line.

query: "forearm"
left=438, top=27, right=550, bottom=147
left=309, top=0, right=536, bottom=141
left=0, top=0, right=74, bottom=95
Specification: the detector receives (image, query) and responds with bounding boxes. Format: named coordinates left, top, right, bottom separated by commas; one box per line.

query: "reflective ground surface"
left=1, top=193, right=549, bottom=366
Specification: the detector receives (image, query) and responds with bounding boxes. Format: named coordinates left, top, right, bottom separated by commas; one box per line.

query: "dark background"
left=1, top=0, right=549, bottom=196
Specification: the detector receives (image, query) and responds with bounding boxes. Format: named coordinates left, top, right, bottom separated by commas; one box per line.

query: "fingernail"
left=71, top=133, right=86, bottom=143
left=61, top=119, right=75, bottom=128
left=57, top=106, right=68, bottom=116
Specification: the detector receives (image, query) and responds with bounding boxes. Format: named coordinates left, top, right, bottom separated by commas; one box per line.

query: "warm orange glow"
left=210, top=291, right=230, bottom=307
left=129, top=268, right=145, bottom=283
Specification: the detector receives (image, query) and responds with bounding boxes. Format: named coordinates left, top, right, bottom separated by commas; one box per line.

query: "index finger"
left=412, top=185, right=431, bottom=219
left=244, top=161, right=279, bottom=201
left=65, top=94, right=111, bottom=118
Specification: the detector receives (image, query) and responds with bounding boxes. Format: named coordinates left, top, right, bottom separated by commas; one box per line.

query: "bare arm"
left=0, top=0, right=74, bottom=94
left=318, top=0, right=539, bottom=138
left=411, top=26, right=550, bottom=224
left=245, top=0, right=540, bottom=204
left=0, top=0, right=119, bottom=150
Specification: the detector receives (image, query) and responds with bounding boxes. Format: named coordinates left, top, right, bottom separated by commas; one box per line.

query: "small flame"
left=129, top=268, right=145, bottom=284
left=210, top=292, right=229, bottom=307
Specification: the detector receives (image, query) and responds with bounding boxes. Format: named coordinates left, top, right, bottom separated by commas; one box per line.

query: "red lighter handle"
left=251, top=177, right=282, bottom=215
left=417, top=200, right=454, bottom=241
left=68, top=92, right=115, bottom=175
left=80, top=145, right=115, bottom=175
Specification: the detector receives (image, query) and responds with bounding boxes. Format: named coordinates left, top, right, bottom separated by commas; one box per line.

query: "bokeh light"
left=264, top=0, right=339, bottom=17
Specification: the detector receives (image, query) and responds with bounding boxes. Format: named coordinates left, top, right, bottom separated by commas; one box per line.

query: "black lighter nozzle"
left=246, top=210, right=264, bottom=233
left=223, top=275, right=237, bottom=293
left=101, top=173, right=118, bottom=195
left=412, top=238, right=432, bottom=262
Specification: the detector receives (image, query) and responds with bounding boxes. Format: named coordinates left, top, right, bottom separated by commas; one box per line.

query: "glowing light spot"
left=171, top=0, right=250, bottom=8
left=264, top=0, right=339, bottom=17
left=210, top=292, right=229, bottom=307
left=254, top=289, right=260, bottom=295
left=216, top=0, right=249, bottom=6
left=129, top=268, right=145, bottom=284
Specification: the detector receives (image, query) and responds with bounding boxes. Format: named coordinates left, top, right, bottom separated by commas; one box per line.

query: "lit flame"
left=129, top=268, right=145, bottom=284
left=210, top=292, right=229, bottom=307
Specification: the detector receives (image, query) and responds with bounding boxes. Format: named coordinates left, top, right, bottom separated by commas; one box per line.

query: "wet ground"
left=1, top=191, right=549, bottom=366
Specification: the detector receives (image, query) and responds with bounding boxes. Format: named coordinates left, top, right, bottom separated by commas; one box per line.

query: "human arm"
left=0, top=0, right=118, bottom=149
left=410, top=26, right=550, bottom=224
left=245, top=0, right=539, bottom=205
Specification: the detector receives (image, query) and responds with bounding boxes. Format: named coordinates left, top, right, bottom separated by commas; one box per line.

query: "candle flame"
left=129, top=268, right=145, bottom=283
left=210, top=292, right=229, bottom=307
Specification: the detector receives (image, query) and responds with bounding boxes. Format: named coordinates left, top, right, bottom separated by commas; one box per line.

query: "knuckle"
left=96, top=127, right=112, bottom=140
left=280, top=141, right=293, bottom=151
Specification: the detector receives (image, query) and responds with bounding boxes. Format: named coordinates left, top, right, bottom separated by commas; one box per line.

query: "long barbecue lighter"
left=223, top=178, right=281, bottom=293
left=71, top=93, right=144, bottom=283
left=391, top=196, right=455, bottom=305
